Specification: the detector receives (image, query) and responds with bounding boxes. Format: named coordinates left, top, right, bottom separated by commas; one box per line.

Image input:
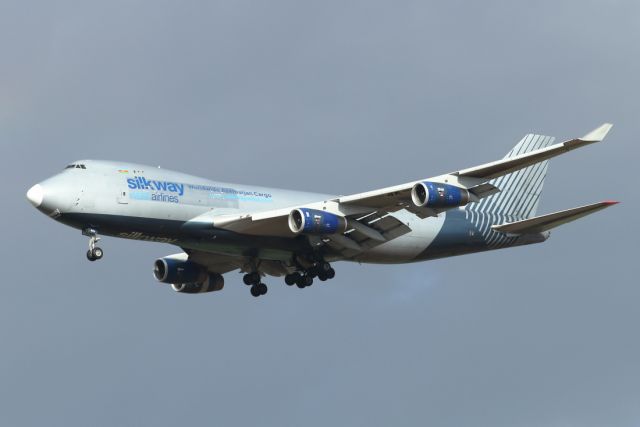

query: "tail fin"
left=470, top=133, right=556, bottom=219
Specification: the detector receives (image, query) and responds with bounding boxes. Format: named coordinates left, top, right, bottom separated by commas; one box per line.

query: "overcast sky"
left=1, top=1, right=638, bottom=426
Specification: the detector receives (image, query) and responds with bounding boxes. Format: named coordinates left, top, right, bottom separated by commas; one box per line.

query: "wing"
left=338, top=123, right=612, bottom=211
left=183, top=124, right=612, bottom=255
left=182, top=205, right=412, bottom=258
left=181, top=247, right=301, bottom=279
left=182, top=248, right=243, bottom=274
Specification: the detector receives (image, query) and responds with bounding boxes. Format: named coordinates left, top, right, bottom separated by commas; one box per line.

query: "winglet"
left=580, top=123, right=613, bottom=142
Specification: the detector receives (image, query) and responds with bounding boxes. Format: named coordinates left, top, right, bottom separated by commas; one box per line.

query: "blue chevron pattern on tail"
left=465, top=133, right=556, bottom=249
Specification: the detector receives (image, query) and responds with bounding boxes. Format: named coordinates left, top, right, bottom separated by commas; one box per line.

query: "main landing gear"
left=243, top=258, right=336, bottom=297
left=243, top=272, right=268, bottom=297
left=84, top=228, right=104, bottom=261
left=284, top=261, right=336, bottom=289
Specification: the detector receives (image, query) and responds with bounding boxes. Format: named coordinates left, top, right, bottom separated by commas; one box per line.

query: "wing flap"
left=491, top=201, right=619, bottom=235
left=468, top=183, right=500, bottom=200
left=327, top=212, right=411, bottom=256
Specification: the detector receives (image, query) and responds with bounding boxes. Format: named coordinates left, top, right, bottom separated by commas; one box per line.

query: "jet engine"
left=288, top=208, right=347, bottom=235
left=153, top=256, right=224, bottom=294
left=411, top=181, right=470, bottom=209
left=171, top=274, right=224, bottom=294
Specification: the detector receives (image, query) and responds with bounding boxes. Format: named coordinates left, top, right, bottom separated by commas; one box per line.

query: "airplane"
left=26, top=123, right=618, bottom=298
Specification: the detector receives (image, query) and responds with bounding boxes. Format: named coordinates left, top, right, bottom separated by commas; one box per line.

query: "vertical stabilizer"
left=470, top=133, right=555, bottom=219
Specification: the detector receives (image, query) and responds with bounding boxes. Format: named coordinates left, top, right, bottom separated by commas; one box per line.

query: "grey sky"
left=1, top=1, right=638, bottom=426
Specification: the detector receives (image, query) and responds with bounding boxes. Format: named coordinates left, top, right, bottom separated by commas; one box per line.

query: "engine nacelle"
left=153, top=257, right=207, bottom=284
left=411, top=181, right=470, bottom=209
left=153, top=255, right=224, bottom=294
left=171, top=273, right=224, bottom=294
left=288, top=208, right=347, bottom=235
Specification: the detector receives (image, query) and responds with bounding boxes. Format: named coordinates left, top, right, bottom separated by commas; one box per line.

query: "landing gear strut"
left=83, top=228, right=103, bottom=261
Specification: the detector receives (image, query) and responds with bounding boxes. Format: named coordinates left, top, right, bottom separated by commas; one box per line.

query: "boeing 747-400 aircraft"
left=27, top=124, right=617, bottom=297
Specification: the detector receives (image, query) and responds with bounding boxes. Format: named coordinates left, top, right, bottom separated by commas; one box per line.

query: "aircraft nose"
left=26, top=184, right=44, bottom=208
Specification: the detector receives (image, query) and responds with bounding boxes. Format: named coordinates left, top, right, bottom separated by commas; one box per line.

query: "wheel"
left=303, top=275, right=313, bottom=287
left=285, top=273, right=298, bottom=286
left=250, top=285, right=261, bottom=297
left=258, top=283, right=268, bottom=295
left=86, top=250, right=96, bottom=261
left=318, top=273, right=327, bottom=281
left=91, top=247, right=103, bottom=260
left=243, top=272, right=260, bottom=286
left=319, top=261, right=331, bottom=272
left=326, top=268, right=335, bottom=279
left=296, top=276, right=306, bottom=288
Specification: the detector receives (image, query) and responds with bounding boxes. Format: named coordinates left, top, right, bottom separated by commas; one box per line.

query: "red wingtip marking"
left=602, top=200, right=620, bottom=205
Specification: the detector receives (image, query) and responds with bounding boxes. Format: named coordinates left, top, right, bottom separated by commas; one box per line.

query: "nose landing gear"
left=83, top=228, right=104, bottom=261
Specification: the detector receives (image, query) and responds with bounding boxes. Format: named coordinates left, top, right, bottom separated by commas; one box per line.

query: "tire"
left=318, top=273, right=327, bottom=282
left=258, top=283, right=268, bottom=295
left=284, top=274, right=297, bottom=286
left=296, top=277, right=306, bottom=288
left=250, top=285, right=261, bottom=297
left=86, top=250, right=96, bottom=261
left=243, top=274, right=253, bottom=286
left=303, top=275, right=313, bottom=287
left=326, top=268, right=335, bottom=279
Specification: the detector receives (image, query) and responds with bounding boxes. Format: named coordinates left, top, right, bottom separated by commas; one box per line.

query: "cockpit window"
left=65, top=164, right=87, bottom=170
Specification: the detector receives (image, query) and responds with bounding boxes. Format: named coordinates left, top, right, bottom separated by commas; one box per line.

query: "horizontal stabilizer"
left=491, top=200, right=619, bottom=235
